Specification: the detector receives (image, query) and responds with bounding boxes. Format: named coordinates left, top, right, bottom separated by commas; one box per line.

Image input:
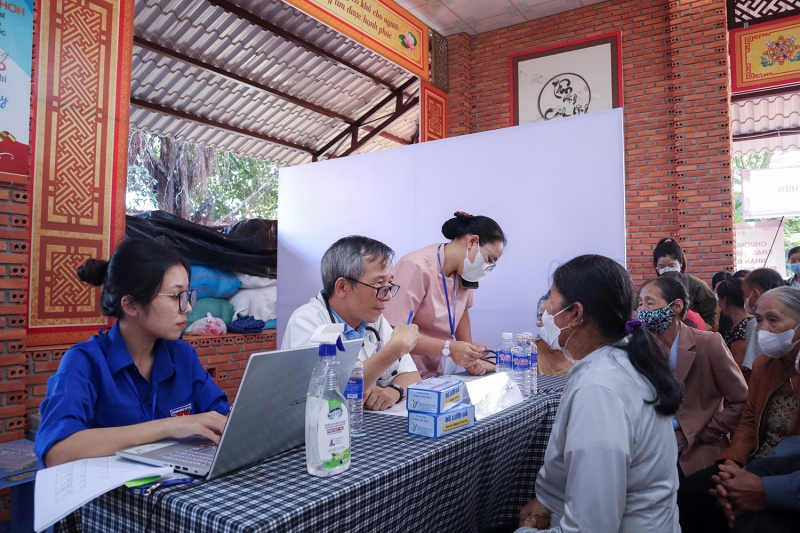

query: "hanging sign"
left=282, top=0, right=428, bottom=80
left=735, top=219, right=787, bottom=278
left=730, top=14, right=800, bottom=93
left=742, top=167, right=800, bottom=219
left=0, top=0, right=34, bottom=182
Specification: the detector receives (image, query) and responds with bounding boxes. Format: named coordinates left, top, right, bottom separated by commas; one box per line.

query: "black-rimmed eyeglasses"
left=157, top=289, right=198, bottom=312
left=346, top=278, right=400, bottom=299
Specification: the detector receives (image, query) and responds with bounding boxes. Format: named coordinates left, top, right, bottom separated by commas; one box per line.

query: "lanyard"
left=437, top=244, right=457, bottom=340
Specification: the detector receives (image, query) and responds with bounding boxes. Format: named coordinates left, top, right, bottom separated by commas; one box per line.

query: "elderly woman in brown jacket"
left=638, top=276, right=748, bottom=477
left=678, top=285, right=800, bottom=533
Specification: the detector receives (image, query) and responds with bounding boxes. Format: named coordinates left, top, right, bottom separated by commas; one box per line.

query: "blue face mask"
left=791, top=264, right=800, bottom=276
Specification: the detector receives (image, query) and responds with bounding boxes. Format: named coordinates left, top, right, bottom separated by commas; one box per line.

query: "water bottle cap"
left=515, top=334, right=525, bottom=342
left=318, top=343, right=337, bottom=357
left=523, top=332, right=533, bottom=338
left=502, top=332, right=513, bottom=340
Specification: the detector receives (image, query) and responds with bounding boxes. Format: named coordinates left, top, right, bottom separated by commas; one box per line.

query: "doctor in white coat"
left=282, top=236, right=421, bottom=411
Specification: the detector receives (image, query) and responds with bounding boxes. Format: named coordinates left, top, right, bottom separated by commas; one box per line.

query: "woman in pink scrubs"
left=384, top=212, right=506, bottom=379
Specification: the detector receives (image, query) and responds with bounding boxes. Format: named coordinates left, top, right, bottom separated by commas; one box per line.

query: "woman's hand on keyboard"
left=164, top=412, right=228, bottom=444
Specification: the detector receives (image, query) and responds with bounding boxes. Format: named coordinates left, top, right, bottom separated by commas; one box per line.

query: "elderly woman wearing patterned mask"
left=678, top=286, right=800, bottom=533
left=638, top=276, right=747, bottom=478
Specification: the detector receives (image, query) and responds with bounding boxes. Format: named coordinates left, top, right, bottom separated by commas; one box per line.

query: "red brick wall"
left=447, top=0, right=734, bottom=283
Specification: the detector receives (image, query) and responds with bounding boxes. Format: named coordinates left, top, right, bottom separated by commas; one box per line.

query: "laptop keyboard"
left=163, top=444, right=217, bottom=467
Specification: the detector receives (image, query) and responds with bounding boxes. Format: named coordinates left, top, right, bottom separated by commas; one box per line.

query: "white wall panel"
left=278, top=108, right=625, bottom=346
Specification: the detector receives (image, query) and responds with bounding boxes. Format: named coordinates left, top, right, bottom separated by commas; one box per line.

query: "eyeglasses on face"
left=157, top=289, right=198, bottom=312
left=345, top=278, right=400, bottom=299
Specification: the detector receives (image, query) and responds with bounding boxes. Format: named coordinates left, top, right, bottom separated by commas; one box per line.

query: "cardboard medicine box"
left=408, top=404, right=476, bottom=438
left=406, top=377, right=465, bottom=414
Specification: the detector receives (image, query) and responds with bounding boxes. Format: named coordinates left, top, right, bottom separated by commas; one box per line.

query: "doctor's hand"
left=364, top=385, right=400, bottom=411
left=162, top=412, right=228, bottom=444
left=449, top=341, right=483, bottom=368
left=387, top=324, right=419, bottom=354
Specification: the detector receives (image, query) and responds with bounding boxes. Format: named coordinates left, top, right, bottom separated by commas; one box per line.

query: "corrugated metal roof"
left=732, top=92, right=800, bottom=155
left=131, top=0, right=420, bottom=166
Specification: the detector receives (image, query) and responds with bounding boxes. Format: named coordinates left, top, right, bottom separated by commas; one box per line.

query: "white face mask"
left=541, top=304, right=575, bottom=352
left=657, top=265, right=682, bottom=276
left=537, top=323, right=548, bottom=343
left=744, top=290, right=758, bottom=315
left=461, top=244, right=495, bottom=283
left=758, top=324, right=800, bottom=358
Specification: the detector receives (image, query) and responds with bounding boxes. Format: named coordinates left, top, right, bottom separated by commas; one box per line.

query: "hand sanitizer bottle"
left=306, top=324, right=351, bottom=477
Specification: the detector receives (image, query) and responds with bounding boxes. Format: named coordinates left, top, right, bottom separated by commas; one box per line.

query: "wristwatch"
left=389, top=383, right=404, bottom=402
left=441, top=340, right=451, bottom=358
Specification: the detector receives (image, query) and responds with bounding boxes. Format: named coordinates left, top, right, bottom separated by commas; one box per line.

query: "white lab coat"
left=282, top=291, right=418, bottom=387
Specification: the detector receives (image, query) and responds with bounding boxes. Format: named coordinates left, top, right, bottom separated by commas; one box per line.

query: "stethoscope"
left=321, top=291, right=382, bottom=349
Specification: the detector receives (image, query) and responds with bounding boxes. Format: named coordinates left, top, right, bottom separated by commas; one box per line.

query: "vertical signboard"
left=736, top=220, right=787, bottom=277
left=0, top=0, right=34, bottom=183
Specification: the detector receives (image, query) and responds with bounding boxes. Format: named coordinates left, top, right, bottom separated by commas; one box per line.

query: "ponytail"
left=625, top=324, right=683, bottom=416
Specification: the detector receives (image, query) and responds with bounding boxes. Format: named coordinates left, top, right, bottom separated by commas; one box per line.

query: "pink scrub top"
left=384, top=243, right=474, bottom=379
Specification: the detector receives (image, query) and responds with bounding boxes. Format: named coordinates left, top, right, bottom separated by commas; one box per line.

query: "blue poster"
left=0, top=0, right=34, bottom=177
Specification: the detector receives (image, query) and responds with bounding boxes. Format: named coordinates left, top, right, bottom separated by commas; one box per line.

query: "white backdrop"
left=277, top=108, right=626, bottom=346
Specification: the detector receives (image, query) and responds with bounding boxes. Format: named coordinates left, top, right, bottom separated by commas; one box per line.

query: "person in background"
left=713, top=272, right=734, bottom=289
left=513, top=255, right=683, bottom=532
left=734, top=270, right=751, bottom=281
left=638, top=276, right=747, bottom=478
left=716, top=277, right=753, bottom=371
left=653, top=238, right=717, bottom=330
left=741, top=268, right=787, bottom=379
left=788, top=246, right=800, bottom=288
left=713, top=271, right=735, bottom=336
left=385, top=212, right=506, bottom=379
left=282, top=236, right=421, bottom=411
left=34, top=240, right=230, bottom=467
left=533, top=295, right=574, bottom=377
left=661, top=271, right=707, bottom=330
left=678, top=286, right=800, bottom=533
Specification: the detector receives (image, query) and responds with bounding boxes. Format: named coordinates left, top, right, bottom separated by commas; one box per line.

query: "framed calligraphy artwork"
left=510, top=34, right=623, bottom=126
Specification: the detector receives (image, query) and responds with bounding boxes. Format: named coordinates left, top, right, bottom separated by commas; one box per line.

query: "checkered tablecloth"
left=62, top=375, right=567, bottom=533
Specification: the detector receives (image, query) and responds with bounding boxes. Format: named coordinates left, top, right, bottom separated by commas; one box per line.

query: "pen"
left=407, top=310, right=414, bottom=324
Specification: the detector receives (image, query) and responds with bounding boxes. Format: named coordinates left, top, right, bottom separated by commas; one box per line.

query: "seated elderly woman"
left=679, top=286, right=800, bottom=533
left=638, top=276, right=747, bottom=477
left=510, top=255, right=683, bottom=532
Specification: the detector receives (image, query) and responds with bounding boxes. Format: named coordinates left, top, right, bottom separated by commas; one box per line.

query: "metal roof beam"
left=133, top=36, right=352, bottom=123
left=132, top=36, right=410, bottom=147
left=207, top=0, right=398, bottom=92
left=314, top=76, right=418, bottom=160
left=130, top=98, right=314, bottom=155
left=733, top=127, right=800, bottom=142
left=336, top=95, right=419, bottom=159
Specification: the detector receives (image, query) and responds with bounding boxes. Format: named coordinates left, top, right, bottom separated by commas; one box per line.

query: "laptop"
left=117, top=339, right=363, bottom=480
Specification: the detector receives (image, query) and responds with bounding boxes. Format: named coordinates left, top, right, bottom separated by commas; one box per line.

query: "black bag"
left=126, top=211, right=277, bottom=277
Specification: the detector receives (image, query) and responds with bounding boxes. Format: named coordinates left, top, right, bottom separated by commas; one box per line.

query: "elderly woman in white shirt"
left=514, top=255, right=683, bottom=533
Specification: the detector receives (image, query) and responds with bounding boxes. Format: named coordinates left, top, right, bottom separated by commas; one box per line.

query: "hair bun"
left=454, top=211, right=475, bottom=219
left=76, top=258, right=109, bottom=287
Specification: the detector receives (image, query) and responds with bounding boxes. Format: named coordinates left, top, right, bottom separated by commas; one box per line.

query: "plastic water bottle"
left=306, top=326, right=350, bottom=477
left=496, top=332, right=514, bottom=373
left=345, top=359, right=365, bottom=437
left=524, top=332, right=538, bottom=395
left=512, top=334, right=532, bottom=398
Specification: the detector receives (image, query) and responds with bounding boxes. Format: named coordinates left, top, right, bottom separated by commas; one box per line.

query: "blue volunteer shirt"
left=34, top=323, right=230, bottom=465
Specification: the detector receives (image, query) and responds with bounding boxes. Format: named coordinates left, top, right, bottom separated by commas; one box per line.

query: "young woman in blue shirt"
left=35, top=240, right=230, bottom=467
